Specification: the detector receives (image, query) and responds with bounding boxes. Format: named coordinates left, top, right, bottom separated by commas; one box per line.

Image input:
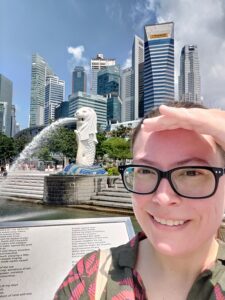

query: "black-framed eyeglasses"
left=118, top=165, right=225, bottom=199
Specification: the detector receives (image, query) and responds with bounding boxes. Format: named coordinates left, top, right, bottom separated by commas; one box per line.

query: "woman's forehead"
left=133, top=129, right=220, bottom=165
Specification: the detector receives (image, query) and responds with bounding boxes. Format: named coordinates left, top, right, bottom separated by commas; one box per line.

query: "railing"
left=93, top=176, right=121, bottom=193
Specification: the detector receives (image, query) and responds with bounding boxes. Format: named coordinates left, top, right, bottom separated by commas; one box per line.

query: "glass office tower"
left=72, top=66, right=87, bottom=93
left=144, top=22, right=174, bottom=113
left=91, top=54, right=115, bottom=95
left=97, top=65, right=121, bottom=124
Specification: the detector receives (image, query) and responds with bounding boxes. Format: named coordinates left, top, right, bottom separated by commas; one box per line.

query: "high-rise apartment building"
left=97, top=65, right=121, bottom=124
left=72, top=66, right=87, bottom=93
left=0, top=74, right=13, bottom=136
left=44, top=75, right=65, bottom=125
left=144, top=22, right=174, bottom=113
left=68, top=92, right=107, bottom=129
left=91, top=54, right=116, bottom=95
left=178, top=45, right=201, bottom=103
left=132, top=35, right=144, bottom=119
left=30, top=53, right=53, bottom=127
left=121, top=67, right=134, bottom=122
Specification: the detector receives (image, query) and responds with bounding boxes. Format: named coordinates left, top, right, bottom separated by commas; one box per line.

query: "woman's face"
left=132, top=128, right=225, bottom=257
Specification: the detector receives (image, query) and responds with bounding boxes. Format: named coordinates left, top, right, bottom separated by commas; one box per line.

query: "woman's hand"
left=142, top=105, right=225, bottom=151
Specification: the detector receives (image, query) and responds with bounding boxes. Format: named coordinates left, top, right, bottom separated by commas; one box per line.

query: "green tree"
left=96, top=132, right=107, bottom=158
left=110, top=125, right=132, bottom=138
left=102, top=137, right=132, bottom=160
left=48, top=127, right=77, bottom=160
left=29, top=127, right=77, bottom=165
left=37, top=147, right=52, bottom=161
left=14, top=134, right=31, bottom=156
left=0, top=133, right=15, bottom=164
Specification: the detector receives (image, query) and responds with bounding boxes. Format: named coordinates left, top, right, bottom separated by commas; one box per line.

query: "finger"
left=159, top=105, right=191, bottom=121
left=142, top=115, right=179, bottom=132
left=143, top=106, right=201, bottom=132
left=158, top=105, right=201, bottom=131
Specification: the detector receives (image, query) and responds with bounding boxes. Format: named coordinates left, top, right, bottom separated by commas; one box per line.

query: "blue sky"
left=1, top=0, right=225, bottom=130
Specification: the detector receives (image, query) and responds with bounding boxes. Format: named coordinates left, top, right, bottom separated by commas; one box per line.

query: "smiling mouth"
left=152, top=216, right=188, bottom=226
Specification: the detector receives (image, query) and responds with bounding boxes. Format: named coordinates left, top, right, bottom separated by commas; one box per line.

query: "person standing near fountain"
left=54, top=101, right=225, bottom=299
left=1, top=166, right=7, bottom=177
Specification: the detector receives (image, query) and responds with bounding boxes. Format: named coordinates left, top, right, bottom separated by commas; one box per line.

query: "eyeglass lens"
left=123, top=166, right=216, bottom=198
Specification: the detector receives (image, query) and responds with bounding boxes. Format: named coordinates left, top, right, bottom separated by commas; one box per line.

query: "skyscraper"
left=30, top=53, right=53, bottom=127
left=144, top=22, right=174, bottom=113
left=91, top=54, right=116, bottom=95
left=10, top=104, right=16, bottom=137
left=121, top=67, right=134, bottom=122
left=0, top=74, right=13, bottom=136
left=0, top=103, right=5, bottom=134
left=178, top=45, right=201, bottom=103
left=15, top=123, right=20, bottom=135
left=97, top=65, right=120, bottom=96
left=44, top=75, right=65, bottom=125
left=97, top=65, right=121, bottom=124
left=132, top=35, right=144, bottom=119
left=72, top=66, right=87, bottom=93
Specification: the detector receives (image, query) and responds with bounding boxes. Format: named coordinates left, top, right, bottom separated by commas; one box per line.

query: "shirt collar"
left=112, top=232, right=145, bottom=268
left=113, top=233, right=225, bottom=269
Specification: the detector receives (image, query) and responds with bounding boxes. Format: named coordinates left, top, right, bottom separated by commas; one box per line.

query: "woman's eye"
left=184, top=170, right=200, bottom=176
left=137, top=168, right=152, bottom=174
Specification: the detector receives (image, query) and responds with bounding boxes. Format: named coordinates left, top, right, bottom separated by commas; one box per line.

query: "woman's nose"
left=152, top=178, right=181, bottom=206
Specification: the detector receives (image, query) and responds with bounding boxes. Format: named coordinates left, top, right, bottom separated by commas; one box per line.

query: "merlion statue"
left=74, top=107, right=98, bottom=166
left=60, top=106, right=107, bottom=175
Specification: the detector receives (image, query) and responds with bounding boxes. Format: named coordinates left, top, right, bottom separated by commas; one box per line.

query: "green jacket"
left=54, top=232, right=225, bottom=300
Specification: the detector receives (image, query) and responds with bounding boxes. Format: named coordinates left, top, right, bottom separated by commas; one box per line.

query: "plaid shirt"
left=54, top=232, right=225, bottom=300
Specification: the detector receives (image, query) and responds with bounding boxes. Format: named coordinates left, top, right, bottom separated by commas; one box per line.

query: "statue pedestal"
left=61, top=164, right=107, bottom=175
left=43, top=175, right=107, bottom=205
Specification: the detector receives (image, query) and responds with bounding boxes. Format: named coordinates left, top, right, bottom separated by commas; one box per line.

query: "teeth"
left=154, top=217, right=185, bottom=226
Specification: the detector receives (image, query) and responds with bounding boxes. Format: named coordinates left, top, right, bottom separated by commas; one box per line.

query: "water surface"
left=0, top=199, right=141, bottom=232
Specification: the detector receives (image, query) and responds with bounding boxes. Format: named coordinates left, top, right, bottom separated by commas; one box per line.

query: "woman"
left=54, top=102, right=225, bottom=300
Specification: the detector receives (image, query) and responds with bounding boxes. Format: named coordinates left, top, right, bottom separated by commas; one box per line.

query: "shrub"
left=107, top=166, right=119, bottom=176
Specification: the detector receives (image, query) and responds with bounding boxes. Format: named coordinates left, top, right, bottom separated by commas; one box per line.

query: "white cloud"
left=67, top=45, right=90, bottom=73
left=67, top=45, right=90, bottom=90
left=130, top=0, right=157, bottom=32
left=105, top=0, right=123, bottom=25
left=122, top=50, right=132, bottom=70
left=131, top=0, right=225, bottom=108
left=68, top=45, right=85, bottom=61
